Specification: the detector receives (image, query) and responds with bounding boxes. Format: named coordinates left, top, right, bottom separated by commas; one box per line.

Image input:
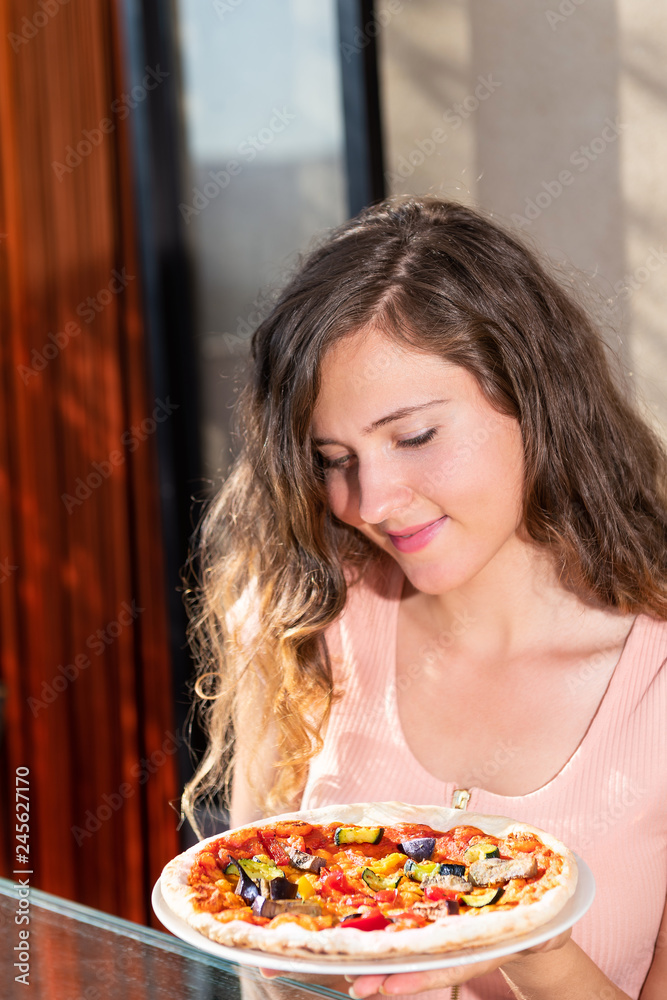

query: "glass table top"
left=0, top=877, right=349, bottom=1000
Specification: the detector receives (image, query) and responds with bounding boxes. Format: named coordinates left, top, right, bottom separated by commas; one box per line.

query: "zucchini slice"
left=224, top=857, right=284, bottom=882
left=361, top=868, right=404, bottom=892
left=405, top=860, right=447, bottom=882
left=463, top=842, right=500, bottom=865
left=439, top=863, right=466, bottom=878
left=460, top=887, right=504, bottom=907
left=333, top=826, right=384, bottom=846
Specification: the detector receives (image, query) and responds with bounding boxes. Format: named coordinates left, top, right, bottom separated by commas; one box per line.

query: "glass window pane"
left=175, top=0, right=348, bottom=478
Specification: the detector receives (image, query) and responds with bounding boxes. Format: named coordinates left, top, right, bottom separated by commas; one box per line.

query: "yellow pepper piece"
left=297, top=875, right=317, bottom=899
left=368, top=852, right=407, bottom=875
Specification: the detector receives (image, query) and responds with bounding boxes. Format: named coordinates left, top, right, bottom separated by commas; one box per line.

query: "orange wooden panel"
left=0, top=0, right=181, bottom=930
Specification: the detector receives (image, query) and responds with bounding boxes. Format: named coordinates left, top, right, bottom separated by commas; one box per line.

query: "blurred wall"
left=378, top=0, right=667, bottom=438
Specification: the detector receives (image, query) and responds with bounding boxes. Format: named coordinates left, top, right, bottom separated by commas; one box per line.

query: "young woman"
left=183, top=198, right=667, bottom=999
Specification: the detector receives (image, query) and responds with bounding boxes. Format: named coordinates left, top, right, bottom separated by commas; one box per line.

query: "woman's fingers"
left=262, top=932, right=574, bottom=995
left=349, top=967, right=466, bottom=997
left=347, top=946, right=540, bottom=997
left=346, top=973, right=387, bottom=997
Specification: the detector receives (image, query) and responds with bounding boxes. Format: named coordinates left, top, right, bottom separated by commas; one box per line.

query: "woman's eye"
left=319, top=429, right=437, bottom=468
left=320, top=453, right=353, bottom=470
left=397, top=428, right=437, bottom=449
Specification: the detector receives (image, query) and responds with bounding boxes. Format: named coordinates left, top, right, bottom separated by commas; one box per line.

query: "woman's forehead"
left=318, top=325, right=462, bottom=383
left=312, top=330, right=472, bottom=433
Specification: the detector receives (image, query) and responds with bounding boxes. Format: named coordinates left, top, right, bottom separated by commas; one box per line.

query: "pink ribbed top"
left=300, top=558, right=667, bottom=999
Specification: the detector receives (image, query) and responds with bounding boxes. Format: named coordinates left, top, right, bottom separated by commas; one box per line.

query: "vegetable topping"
left=189, top=821, right=552, bottom=931
left=397, top=836, right=436, bottom=861
left=334, top=826, right=384, bottom=846
left=340, top=910, right=392, bottom=931
left=284, top=844, right=327, bottom=873
left=468, top=856, right=538, bottom=887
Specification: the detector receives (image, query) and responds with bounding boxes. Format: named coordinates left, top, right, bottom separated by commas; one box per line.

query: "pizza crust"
left=160, top=801, right=578, bottom=959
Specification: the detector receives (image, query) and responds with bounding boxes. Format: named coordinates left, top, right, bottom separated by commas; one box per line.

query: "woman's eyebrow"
left=363, top=398, right=449, bottom=434
left=312, top=399, right=448, bottom=446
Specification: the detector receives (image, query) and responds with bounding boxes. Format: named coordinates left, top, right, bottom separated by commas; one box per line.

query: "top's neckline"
left=383, top=559, right=643, bottom=802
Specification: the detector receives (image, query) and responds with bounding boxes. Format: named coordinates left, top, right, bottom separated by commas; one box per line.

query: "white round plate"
left=152, top=853, right=594, bottom=976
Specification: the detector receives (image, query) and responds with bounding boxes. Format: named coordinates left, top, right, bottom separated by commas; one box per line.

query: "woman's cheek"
left=413, top=445, right=458, bottom=496
left=326, top=473, right=360, bottom=526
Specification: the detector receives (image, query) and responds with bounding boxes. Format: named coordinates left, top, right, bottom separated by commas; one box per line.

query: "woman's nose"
left=356, top=461, right=413, bottom=525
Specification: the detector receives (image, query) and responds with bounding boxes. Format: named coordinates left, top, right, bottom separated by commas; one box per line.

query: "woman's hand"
left=257, top=968, right=359, bottom=996
left=339, top=928, right=572, bottom=998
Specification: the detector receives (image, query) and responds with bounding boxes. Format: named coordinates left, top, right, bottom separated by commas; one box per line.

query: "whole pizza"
left=159, top=802, right=578, bottom=959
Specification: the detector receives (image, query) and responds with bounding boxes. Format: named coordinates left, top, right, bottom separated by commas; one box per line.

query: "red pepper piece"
left=424, top=886, right=461, bottom=902
left=322, top=869, right=357, bottom=896
left=340, top=910, right=392, bottom=931
left=374, top=888, right=399, bottom=904
left=258, top=830, right=291, bottom=867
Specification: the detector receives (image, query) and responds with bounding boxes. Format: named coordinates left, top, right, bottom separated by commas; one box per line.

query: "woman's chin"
left=397, top=560, right=469, bottom=596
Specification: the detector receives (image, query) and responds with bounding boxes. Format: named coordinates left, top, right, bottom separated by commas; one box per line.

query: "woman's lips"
left=386, top=516, right=448, bottom=553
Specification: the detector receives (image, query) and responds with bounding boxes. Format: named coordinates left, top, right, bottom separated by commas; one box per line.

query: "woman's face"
left=310, top=325, right=527, bottom=595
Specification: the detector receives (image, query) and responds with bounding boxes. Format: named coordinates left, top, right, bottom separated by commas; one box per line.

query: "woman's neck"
left=400, top=533, right=614, bottom=663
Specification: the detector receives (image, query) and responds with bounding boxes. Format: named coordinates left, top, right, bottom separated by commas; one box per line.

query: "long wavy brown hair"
left=181, top=196, right=667, bottom=835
